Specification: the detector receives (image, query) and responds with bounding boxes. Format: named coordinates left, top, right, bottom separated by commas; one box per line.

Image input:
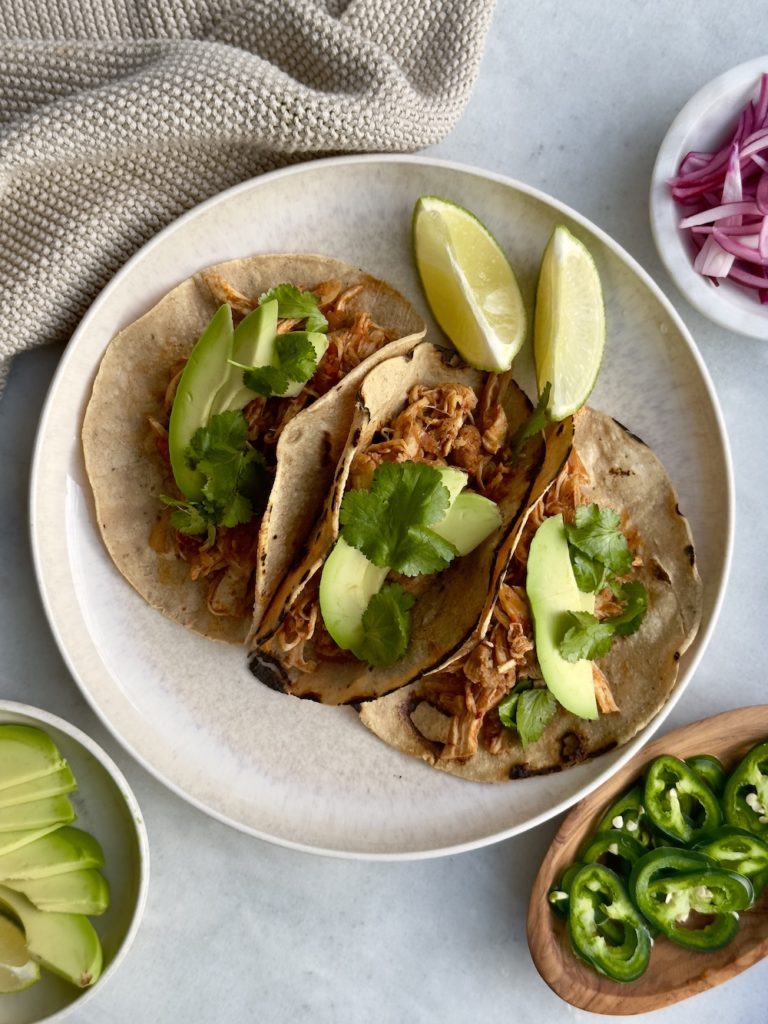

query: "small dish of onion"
left=650, top=56, right=768, bottom=340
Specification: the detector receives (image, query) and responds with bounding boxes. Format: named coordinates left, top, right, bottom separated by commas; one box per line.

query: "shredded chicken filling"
left=270, top=376, right=517, bottom=671
left=151, top=278, right=397, bottom=620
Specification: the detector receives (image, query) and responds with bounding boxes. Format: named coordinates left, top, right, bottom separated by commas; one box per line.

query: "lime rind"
left=412, top=196, right=527, bottom=372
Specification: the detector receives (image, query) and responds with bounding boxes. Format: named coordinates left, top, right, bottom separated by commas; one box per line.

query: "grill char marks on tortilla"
left=357, top=408, right=703, bottom=783
left=251, top=342, right=548, bottom=704
left=82, top=253, right=426, bottom=643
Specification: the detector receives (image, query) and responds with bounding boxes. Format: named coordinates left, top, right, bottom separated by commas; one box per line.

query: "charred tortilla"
left=82, top=254, right=425, bottom=643
left=358, top=408, right=703, bottom=782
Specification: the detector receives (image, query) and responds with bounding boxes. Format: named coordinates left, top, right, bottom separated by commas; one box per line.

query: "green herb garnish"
left=238, top=332, right=321, bottom=398
left=509, top=382, right=551, bottom=457
left=339, top=462, right=457, bottom=576
left=161, top=410, right=269, bottom=537
left=351, top=584, right=415, bottom=667
left=498, top=682, right=557, bottom=747
left=558, top=504, right=648, bottom=662
left=566, top=504, right=633, bottom=585
left=257, top=284, right=328, bottom=335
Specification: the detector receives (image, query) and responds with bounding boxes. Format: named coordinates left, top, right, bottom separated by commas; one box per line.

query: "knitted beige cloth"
left=0, top=0, right=495, bottom=388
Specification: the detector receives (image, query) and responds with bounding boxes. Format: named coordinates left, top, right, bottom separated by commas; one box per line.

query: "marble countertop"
left=1, top=3, right=766, bottom=1021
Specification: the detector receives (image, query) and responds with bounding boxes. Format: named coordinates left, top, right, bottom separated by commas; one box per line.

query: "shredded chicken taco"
left=82, top=254, right=425, bottom=643
left=357, top=408, right=703, bottom=781
left=250, top=341, right=567, bottom=703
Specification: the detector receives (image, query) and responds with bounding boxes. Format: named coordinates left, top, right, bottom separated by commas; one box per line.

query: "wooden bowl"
left=527, top=706, right=768, bottom=1015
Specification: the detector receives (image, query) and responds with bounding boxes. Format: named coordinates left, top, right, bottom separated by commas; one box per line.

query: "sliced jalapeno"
left=579, top=829, right=646, bottom=881
left=686, top=754, right=727, bottom=797
left=630, top=847, right=753, bottom=951
left=595, top=784, right=653, bottom=848
left=644, top=755, right=722, bottom=844
left=548, top=861, right=584, bottom=918
left=568, top=864, right=651, bottom=982
left=723, top=738, right=768, bottom=839
left=695, top=826, right=768, bottom=897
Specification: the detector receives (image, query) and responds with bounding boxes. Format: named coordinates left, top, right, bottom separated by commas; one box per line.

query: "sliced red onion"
left=670, top=72, right=768, bottom=301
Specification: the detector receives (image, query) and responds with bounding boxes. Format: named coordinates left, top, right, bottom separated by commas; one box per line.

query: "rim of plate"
left=30, top=153, right=734, bottom=860
left=0, top=699, right=150, bottom=1021
left=650, top=55, right=768, bottom=340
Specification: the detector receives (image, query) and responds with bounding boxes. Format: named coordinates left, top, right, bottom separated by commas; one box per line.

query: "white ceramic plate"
left=31, top=155, right=731, bottom=859
left=0, top=702, right=149, bottom=1024
left=650, top=56, right=768, bottom=339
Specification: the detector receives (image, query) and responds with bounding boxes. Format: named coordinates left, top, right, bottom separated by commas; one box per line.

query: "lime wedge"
left=412, top=196, right=526, bottom=371
left=0, top=915, right=39, bottom=993
left=534, top=225, right=606, bottom=420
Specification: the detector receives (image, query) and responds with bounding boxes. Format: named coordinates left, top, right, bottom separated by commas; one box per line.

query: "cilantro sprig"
left=351, top=584, right=415, bottom=667
left=498, top=682, right=557, bottom=747
left=558, top=503, right=648, bottom=662
left=161, top=410, right=269, bottom=538
left=339, top=462, right=458, bottom=576
left=236, top=332, right=320, bottom=398
left=257, top=284, right=328, bottom=335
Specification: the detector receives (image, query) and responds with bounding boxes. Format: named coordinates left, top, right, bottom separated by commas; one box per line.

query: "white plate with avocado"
left=30, top=155, right=732, bottom=858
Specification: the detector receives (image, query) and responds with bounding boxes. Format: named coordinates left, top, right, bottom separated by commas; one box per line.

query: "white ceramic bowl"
left=650, top=56, right=768, bottom=339
left=0, top=702, right=149, bottom=1024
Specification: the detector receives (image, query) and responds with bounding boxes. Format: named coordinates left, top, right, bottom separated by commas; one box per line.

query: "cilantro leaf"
left=497, top=681, right=557, bottom=746
left=509, top=382, right=551, bottom=457
left=497, top=683, right=528, bottom=729
left=610, top=580, right=648, bottom=636
left=570, top=549, right=613, bottom=594
left=160, top=497, right=211, bottom=538
left=560, top=611, right=616, bottom=662
left=559, top=580, right=649, bottom=662
left=393, top=526, right=457, bottom=577
left=242, top=364, right=290, bottom=397
left=258, top=283, right=328, bottom=334
left=516, top=688, right=558, bottom=746
left=339, top=462, right=456, bottom=576
left=161, top=411, right=269, bottom=538
left=352, top=584, right=415, bottom=667
left=275, top=332, right=319, bottom=383
left=566, top=504, right=633, bottom=576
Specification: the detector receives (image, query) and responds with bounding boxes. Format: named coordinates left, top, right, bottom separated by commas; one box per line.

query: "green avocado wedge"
left=0, top=825, right=66, bottom=859
left=168, top=303, right=234, bottom=499
left=0, top=765, right=77, bottom=809
left=0, top=726, right=67, bottom=792
left=526, top=513, right=598, bottom=720
left=319, top=538, right=389, bottom=652
left=209, top=300, right=278, bottom=415
left=0, top=827, right=104, bottom=882
left=0, top=885, right=102, bottom=988
left=7, top=869, right=109, bottom=916
left=0, top=795, right=75, bottom=834
left=431, top=491, right=502, bottom=555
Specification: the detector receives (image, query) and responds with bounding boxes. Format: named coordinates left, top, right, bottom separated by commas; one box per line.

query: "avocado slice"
left=319, top=538, right=389, bottom=651
left=0, top=885, right=102, bottom=988
left=168, top=303, right=234, bottom=499
left=0, top=726, right=66, bottom=792
left=431, top=491, right=501, bottom=555
left=435, top=466, right=468, bottom=505
left=0, top=795, right=75, bottom=835
left=0, top=827, right=104, bottom=881
left=0, top=825, right=65, bottom=859
left=0, top=765, right=76, bottom=810
left=209, top=300, right=279, bottom=415
left=7, top=869, right=109, bottom=916
left=526, top=513, right=598, bottom=720
left=0, top=915, right=40, bottom=993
